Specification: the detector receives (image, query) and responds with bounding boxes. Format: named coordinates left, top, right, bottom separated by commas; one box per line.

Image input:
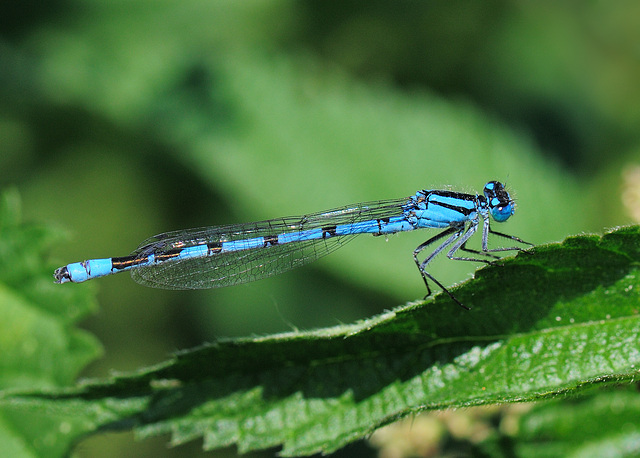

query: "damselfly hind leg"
left=413, top=226, right=471, bottom=310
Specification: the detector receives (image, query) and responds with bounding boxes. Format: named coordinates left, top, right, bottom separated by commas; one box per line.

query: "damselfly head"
left=484, top=181, right=515, bottom=222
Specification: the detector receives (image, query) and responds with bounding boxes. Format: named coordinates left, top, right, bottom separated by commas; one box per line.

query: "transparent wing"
left=129, top=198, right=409, bottom=289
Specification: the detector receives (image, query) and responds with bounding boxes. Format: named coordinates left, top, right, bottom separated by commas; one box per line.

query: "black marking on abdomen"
left=112, top=255, right=147, bottom=271
left=264, top=235, right=279, bottom=247
left=208, top=241, right=222, bottom=254
left=322, top=225, right=337, bottom=238
left=155, top=248, right=183, bottom=262
left=374, top=217, right=391, bottom=236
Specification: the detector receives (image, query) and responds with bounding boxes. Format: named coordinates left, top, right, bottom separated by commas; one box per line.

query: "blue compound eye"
left=491, top=203, right=514, bottom=222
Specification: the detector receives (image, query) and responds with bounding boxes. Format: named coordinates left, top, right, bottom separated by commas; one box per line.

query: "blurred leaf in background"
left=0, top=190, right=102, bottom=456
left=1, top=0, right=640, bottom=456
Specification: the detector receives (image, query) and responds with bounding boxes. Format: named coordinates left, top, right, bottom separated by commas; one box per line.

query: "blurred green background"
left=2, top=1, right=640, bottom=456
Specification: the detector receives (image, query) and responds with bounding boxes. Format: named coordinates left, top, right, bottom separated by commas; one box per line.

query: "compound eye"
left=491, top=203, right=514, bottom=222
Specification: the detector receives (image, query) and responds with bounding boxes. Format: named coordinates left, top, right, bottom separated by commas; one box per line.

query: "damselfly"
left=54, top=181, right=531, bottom=308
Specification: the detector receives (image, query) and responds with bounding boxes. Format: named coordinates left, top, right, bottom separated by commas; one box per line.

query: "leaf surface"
left=4, top=226, right=639, bottom=456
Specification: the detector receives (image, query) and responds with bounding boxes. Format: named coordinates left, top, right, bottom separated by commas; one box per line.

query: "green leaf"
left=510, top=388, right=640, bottom=457
left=3, top=226, right=640, bottom=456
left=0, top=189, right=102, bottom=457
